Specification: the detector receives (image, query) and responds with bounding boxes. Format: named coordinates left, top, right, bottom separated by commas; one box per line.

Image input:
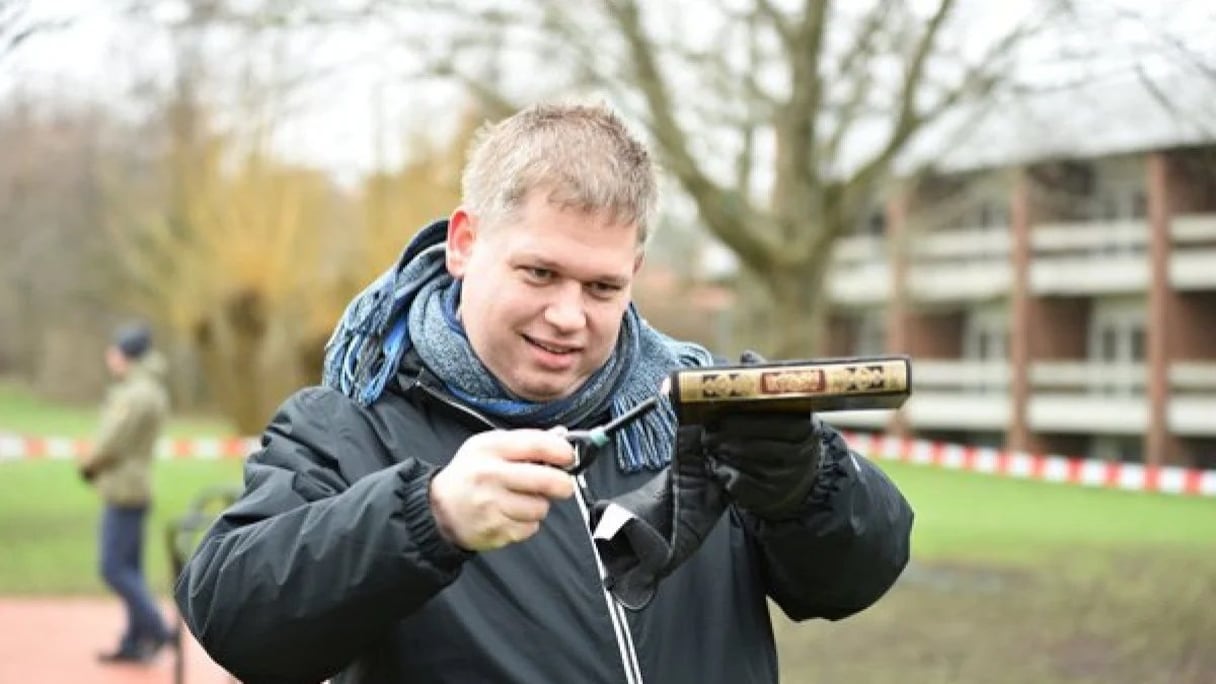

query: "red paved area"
left=0, top=597, right=236, bottom=684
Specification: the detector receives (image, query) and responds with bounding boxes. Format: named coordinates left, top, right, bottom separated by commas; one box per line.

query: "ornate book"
left=669, top=355, right=910, bottom=423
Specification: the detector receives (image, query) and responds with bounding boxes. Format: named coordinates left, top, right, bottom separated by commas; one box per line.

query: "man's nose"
left=543, top=283, right=586, bottom=332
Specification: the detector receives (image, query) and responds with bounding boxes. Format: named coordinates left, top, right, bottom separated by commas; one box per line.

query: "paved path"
left=0, top=597, right=235, bottom=684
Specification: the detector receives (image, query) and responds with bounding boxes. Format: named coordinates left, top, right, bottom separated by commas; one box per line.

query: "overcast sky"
left=4, top=0, right=1214, bottom=185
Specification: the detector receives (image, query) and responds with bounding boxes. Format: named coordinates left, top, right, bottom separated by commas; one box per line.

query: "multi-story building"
left=824, top=81, right=1216, bottom=469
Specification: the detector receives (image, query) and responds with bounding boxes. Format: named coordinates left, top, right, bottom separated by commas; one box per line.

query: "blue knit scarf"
left=322, top=220, right=714, bottom=473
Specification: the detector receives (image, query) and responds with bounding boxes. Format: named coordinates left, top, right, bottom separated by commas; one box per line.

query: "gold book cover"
left=669, top=355, right=910, bottom=423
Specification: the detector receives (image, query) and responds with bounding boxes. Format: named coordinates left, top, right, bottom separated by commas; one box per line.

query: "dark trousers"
left=100, top=504, right=170, bottom=648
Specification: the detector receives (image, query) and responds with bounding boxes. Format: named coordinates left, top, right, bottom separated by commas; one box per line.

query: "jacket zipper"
left=414, top=382, right=644, bottom=683
left=573, top=471, right=645, bottom=684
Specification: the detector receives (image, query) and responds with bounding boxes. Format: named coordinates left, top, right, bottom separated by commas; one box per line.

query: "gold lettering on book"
left=685, top=359, right=906, bottom=402
left=697, top=372, right=758, bottom=398
left=760, top=370, right=826, bottom=395
left=839, top=364, right=887, bottom=392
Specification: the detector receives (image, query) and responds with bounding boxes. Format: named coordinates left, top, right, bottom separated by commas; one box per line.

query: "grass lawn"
left=0, top=378, right=243, bottom=594
left=776, top=461, right=1216, bottom=684
left=0, top=459, right=245, bottom=595
left=883, top=461, right=1216, bottom=565
left=0, top=379, right=233, bottom=438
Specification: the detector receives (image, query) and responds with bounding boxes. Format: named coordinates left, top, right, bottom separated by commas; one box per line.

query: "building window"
left=1131, top=190, right=1148, bottom=219
left=1131, top=328, right=1146, bottom=362
left=964, top=309, right=1008, bottom=361
left=855, top=312, right=886, bottom=356
left=1100, top=328, right=1118, bottom=362
left=866, top=210, right=886, bottom=236
left=1088, top=301, right=1146, bottom=396
left=963, top=308, right=1008, bottom=394
left=1089, top=435, right=1142, bottom=463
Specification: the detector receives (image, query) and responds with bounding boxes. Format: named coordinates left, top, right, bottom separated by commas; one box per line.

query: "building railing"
left=1031, top=220, right=1148, bottom=254
left=913, top=359, right=1010, bottom=391
left=912, top=359, right=1216, bottom=394
left=902, top=228, right=1013, bottom=301
left=1170, top=214, right=1216, bottom=289
left=1170, top=361, right=1216, bottom=391
left=833, top=234, right=886, bottom=263
left=910, top=227, right=1011, bottom=258
left=1030, top=361, right=1146, bottom=392
left=828, top=235, right=889, bottom=305
left=828, top=212, right=1216, bottom=301
left=1172, top=214, right=1216, bottom=243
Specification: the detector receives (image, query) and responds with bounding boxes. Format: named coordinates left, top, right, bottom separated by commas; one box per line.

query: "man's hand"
left=78, top=463, right=98, bottom=485
left=702, top=350, right=822, bottom=520
left=429, top=429, right=575, bottom=551
left=703, top=413, right=821, bottom=520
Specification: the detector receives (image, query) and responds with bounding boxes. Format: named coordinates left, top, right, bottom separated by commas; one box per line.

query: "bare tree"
left=243, top=0, right=1073, bottom=356
left=0, top=0, right=69, bottom=65
left=97, top=1, right=488, bottom=430
left=118, top=1, right=1212, bottom=360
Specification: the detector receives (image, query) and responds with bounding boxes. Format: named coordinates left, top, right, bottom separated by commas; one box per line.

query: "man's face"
left=445, top=191, right=643, bottom=402
left=105, top=346, right=128, bottom=379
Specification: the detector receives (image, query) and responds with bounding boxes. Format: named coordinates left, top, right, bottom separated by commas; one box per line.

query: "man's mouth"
left=524, top=335, right=579, bottom=355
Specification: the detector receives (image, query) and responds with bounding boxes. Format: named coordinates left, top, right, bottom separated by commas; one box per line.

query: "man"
left=80, top=322, right=174, bottom=664
left=175, top=102, right=913, bottom=683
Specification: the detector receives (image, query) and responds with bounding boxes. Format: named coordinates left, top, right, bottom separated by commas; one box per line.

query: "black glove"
left=703, top=350, right=822, bottom=519
left=589, top=425, right=729, bottom=610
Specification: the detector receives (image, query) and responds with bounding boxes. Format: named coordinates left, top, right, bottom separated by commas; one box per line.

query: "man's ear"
left=633, top=250, right=645, bottom=275
left=446, top=208, right=477, bottom=277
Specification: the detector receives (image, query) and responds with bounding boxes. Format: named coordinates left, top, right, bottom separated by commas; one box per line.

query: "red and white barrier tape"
left=2, top=430, right=1213, bottom=497
left=0, top=433, right=259, bottom=463
left=839, top=430, right=1216, bottom=498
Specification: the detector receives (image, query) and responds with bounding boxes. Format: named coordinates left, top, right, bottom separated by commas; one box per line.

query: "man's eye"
left=588, top=282, right=622, bottom=297
left=525, top=267, right=554, bottom=281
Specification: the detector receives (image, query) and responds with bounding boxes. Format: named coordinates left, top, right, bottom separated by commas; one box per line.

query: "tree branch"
left=602, top=0, right=773, bottom=273
left=771, top=0, right=830, bottom=231
left=753, top=0, right=795, bottom=56
left=0, top=1, right=70, bottom=63
left=891, top=0, right=956, bottom=150
left=840, top=0, right=956, bottom=209
left=841, top=0, right=1060, bottom=220
left=819, top=1, right=893, bottom=171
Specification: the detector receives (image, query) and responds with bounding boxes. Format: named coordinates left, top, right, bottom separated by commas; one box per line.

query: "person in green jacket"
left=79, top=323, right=174, bottom=664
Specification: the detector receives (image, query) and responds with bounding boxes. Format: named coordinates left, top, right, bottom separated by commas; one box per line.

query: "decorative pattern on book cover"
left=669, top=355, right=910, bottom=422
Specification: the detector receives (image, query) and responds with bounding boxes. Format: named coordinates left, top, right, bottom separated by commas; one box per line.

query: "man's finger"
left=497, top=491, right=553, bottom=523
left=488, top=429, right=575, bottom=467
left=498, top=462, right=576, bottom=500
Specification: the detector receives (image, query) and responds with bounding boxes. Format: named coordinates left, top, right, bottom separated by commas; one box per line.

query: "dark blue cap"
left=113, top=323, right=152, bottom=360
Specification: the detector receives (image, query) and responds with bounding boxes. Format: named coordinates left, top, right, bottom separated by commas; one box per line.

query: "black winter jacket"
left=175, top=361, right=914, bottom=684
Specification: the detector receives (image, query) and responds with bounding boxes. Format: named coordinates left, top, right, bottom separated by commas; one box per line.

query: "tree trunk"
left=193, top=290, right=276, bottom=436
left=764, top=258, right=832, bottom=360
left=294, top=333, right=329, bottom=388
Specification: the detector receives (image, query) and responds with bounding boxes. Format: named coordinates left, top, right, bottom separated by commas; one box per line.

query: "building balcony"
left=1027, top=394, right=1148, bottom=434
left=907, top=228, right=1011, bottom=303
left=1029, top=220, right=1148, bottom=295
left=828, top=212, right=1216, bottom=306
left=828, top=359, right=1216, bottom=438
left=1026, top=361, right=1216, bottom=436
left=827, top=235, right=890, bottom=306
left=1170, top=361, right=1216, bottom=436
left=1170, top=214, right=1216, bottom=290
left=828, top=359, right=1010, bottom=431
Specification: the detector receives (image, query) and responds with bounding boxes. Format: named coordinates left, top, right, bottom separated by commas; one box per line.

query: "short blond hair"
left=461, top=101, right=658, bottom=245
